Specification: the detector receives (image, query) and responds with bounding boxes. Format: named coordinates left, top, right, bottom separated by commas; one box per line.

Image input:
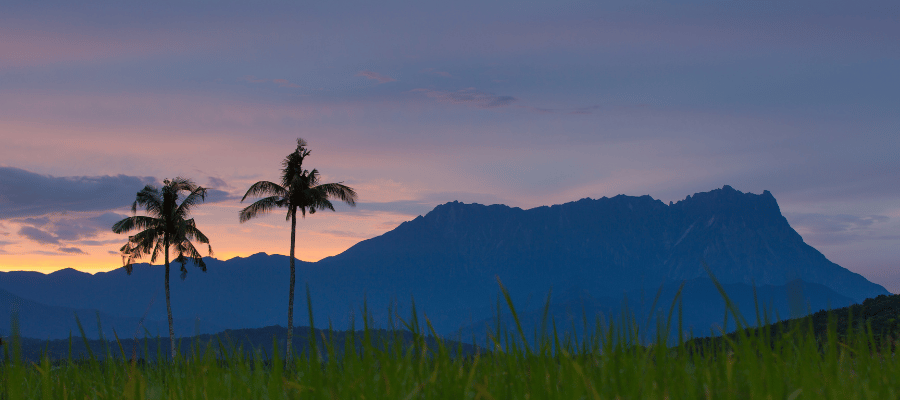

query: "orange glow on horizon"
left=0, top=246, right=350, bottom=275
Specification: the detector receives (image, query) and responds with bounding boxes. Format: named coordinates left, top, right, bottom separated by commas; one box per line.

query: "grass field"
left=2, top=280, right=898, bottom=399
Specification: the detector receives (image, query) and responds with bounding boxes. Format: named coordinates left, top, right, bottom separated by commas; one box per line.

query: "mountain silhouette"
left=0, top=285, right=222, bottom=340
left=0, top=185, right=889, bottom=340
left=454, top=278, right=857, bottom=346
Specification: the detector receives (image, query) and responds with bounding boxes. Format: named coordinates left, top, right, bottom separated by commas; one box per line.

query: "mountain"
left=0, top=185, right=889, bottom=340
left=0, top=257, right=299, bottom=339
left=454, top=278, right=858, bottom=346
left=0, top=285, right=222, bottom=340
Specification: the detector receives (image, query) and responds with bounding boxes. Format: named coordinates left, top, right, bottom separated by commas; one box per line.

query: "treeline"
left=1, top=324, right=482, bottom=364
left=685, top=293, right=900, bottom=353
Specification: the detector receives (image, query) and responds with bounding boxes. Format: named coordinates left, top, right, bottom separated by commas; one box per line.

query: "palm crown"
left=113, top=177, right=213, bottom=279
left=240, top=139, right=357, bottom=222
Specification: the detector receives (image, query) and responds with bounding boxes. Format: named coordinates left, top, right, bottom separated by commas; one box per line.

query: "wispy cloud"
left=18, top=226, right=60, bottom=245
left=18, top=217, right=51, bottom=227
left=356, top=71, right=395, bottom=84
left=59, top=246, right=87, bottom=255
left=0, top=240, right=16, bottom=253
left=788, top=213, right=889, bottom=233
left=272, top=79, right=302, bottom=88
left=0, top=167, right=156, bottom=219
left=207, top=176, right=230, bottom=189
left=0, top=167, right=238, bottom=220
left=422, top=68, right=453, bottom=78
left=520, top=105, right=601, bottom=115
left=204, top=188, right=241, bottom=204
left=79, top=239, right=127, bottom=246
left=786, top=212, right=896, bottom=245
left=240, top=75, right=269, bottom=83
left=410, top=88, right=517, bottom=109
left=14, top=212, right=128, bottom=245
left=240, top=76, right=302, bottom=88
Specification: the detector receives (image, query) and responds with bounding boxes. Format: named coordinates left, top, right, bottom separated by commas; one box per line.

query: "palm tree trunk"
left=286, top=207, right=297, bottom=366
left=165, top=240, right=176, bottom=361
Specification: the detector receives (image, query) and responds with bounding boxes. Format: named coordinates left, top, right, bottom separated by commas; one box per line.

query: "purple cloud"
left=19, top=226, right=60, bottom=245
left=422, top=68, right=453, bottom=78
left=208, top=176, right=230, bottom=189
left=788, top=213, right=889, bottom=233
left=0, top=167, right=156, bottom=219
left=520, top=105, right=601, bottom=115
left=58, top=246, right=87, bottom=255
left=0, top=167, right=238, bottom=220
left=14, top=211, right=130, bottom=245
left=411, top=88, right=517, bottom=109
left=240, top=76, right=301, bottom=88
left=240, top=75, right=269, bottom=83
left=786, top=213, right=894, bottom=245
left=356, top=71, right=396, bottom=84
left=272, top=79, right=302, bottom=88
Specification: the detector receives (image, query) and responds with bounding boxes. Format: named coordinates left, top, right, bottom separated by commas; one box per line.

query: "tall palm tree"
left=240, top=138, right=357, bottom=364
left=112, top=177, right=213, bottom=361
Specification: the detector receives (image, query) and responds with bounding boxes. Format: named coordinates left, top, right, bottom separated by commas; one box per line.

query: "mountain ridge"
left=0, top=185, right=889, bottom=340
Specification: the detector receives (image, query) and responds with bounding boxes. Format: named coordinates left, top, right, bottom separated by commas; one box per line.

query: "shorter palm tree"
left=112, top=177, right=213, bottom=361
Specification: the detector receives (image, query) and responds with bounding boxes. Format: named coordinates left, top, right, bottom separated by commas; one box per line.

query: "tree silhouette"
left=112, top=177, right=213, bottom=361
left=239, top=138, right=357, bottom=364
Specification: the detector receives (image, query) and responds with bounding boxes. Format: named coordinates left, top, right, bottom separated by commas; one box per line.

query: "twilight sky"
left=1, top=0, right=898, bottom=293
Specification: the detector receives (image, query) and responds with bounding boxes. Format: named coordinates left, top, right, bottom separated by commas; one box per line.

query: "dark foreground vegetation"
left=2, top=281, right=900, bottom=399
left=3, top=324, right=480, bottom=365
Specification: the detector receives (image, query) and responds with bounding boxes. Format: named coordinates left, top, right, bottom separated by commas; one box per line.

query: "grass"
left=2, top=280, right=899, bottom=399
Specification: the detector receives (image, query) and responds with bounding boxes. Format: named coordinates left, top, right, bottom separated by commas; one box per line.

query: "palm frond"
left=125, top=230, right=158, bottom=254
left=119, top=229, right=158, bottom=272
left=175, top=240, right=206, bottom=265
left=307, top=169, right=321, bottom=187
left=173, top=240, right=206, bottom=279
left=111, top=216, right=161, bottom=234
left=316, top=182, right=358, bottom=206
left=167, top=177, right=200, bottom=192
left=239, top=196, right=284, bottom=223
left=175, top=187, right=208, bottom=219
left=318, top=198, right=336, bottom=212
left=241, top=181, right=286, bottom=202
left=149, top=236, right=166, bottom=264
left=120, top=241, right=140, bottom=273
left=183, top=223, right=213, bottom=257
left=132, top=186, right=162, bottom=216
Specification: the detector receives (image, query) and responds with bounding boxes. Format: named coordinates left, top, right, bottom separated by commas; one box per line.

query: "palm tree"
left=112, top=177, right=213, bottom=361
left=239, top=138, right=357, bottom=364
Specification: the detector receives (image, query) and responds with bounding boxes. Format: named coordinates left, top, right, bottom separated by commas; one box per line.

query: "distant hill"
left=0, top=286, right=222, bottom=340
left=454, top=278, right=857, bottom=346
left=1, top=325, right=480, bottom=364
left=0, top=185, right=889, bottom=340
left=685, top=293, right=900, bottom=351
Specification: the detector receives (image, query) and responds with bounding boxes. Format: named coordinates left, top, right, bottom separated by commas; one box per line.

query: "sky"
left=1, top=0, right=898, bottom=293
